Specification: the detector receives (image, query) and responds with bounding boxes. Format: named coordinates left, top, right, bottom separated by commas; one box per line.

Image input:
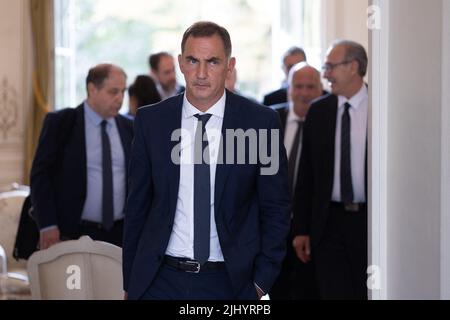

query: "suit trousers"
left=141, top=262, right=258, bottom=300
left=314, top=203, right=368, bottom=300
left=270, top=222, right=320, bottom=300
left=77, top=219, right=124, bottom=247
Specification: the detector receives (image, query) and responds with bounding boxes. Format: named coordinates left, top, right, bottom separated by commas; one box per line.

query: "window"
left=54, top=0, right=322, bottom=110
left=271, top=0, right=323, bottom=86
left=54, top=0, right=76, bottom=109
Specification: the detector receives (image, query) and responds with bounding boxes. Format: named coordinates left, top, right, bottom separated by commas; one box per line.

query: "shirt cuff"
left=254, top=282, right=266, bottom=295
left=40, top=225, right=58, bottom=233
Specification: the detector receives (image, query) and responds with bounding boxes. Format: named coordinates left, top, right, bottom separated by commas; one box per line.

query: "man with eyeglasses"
left=292, top=40, right=368, bottom=300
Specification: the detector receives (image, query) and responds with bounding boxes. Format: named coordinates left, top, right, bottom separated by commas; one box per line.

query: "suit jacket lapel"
left=115, top=116, right=132, bottom=194
left=214, top=91, right=239, bottom=217
left=326, top=95, right=338, bottom=195
left=168, top=95, right=184, bottom=218
left=74, top=104, right=87, bottom=197
left=115, top=116, right=131, bottom=163
left=279, top=106, right=288, bottom=134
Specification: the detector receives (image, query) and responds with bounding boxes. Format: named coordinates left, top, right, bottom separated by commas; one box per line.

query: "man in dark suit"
left=149, top=52, right=185, bottom=100
left=270, top=62, right=323, bottom=300
left=263, top=46, right=306, bottom=106
left=292, top=40, right=369, bottom=300
left=123, top=21, right=291, bottom=300
left=31, top=64, right=133, bottom=249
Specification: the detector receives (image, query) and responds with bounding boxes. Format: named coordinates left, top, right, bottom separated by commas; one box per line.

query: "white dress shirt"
left=157, top=83, right=183, bottom=100
left=331, top=84, right=368, bottom=203
left=165, top=91, right=226, bottom=262
left=40, top=102, right=126, bottom=232
left=284, top=103, right=304, bottom=192
left=81, top=102, right=126, bottom=222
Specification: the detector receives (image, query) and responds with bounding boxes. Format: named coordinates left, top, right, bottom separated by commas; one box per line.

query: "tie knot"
left=344, top=102, right=351, bottom=112
left=194, top=113, right=212, bottom=125
left=101, top=120, right=108, bottom=129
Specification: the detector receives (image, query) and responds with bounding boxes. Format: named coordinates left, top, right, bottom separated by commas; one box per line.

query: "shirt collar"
left=287, top=102, right=305, bottom=123
left=84, top=101, right=114, bottom=126
left=338, top=83, right=368, bottom=110
left=182, top=90, right=226, bottom=120
left=157, top=83, right=181, bottom=98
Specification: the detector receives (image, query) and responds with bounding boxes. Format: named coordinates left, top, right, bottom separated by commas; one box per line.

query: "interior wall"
left=0, top=0, right=32, bottom=188
left=440, top=0, right=450, bottom=300
left=323, top=0, right=369, bottom=51
left=385, top=0, right=442, bottom=299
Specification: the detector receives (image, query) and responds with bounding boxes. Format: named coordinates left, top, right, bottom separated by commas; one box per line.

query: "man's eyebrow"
left=185, top=55, right=198, bottom=61
left=206, top=57, right=221, bottom=63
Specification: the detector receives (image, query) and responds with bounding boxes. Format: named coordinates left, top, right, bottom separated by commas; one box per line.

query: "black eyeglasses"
left=322, top=60, right=352, bottom=72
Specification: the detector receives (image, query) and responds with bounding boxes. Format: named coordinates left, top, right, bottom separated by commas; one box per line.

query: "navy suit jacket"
left=123, top=90, right=291, bottom=299
left=270, top=89, right=329, bottom=134
left=30, top=104, right=134, bottom=237
left=263, top=87, right=287, bottom=107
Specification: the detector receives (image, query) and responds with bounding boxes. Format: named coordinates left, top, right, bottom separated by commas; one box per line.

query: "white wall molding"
left=441, top=0, right=450, bottom=300
left=369, top=0, right=389, bottom=300
left=0, top=0, right=27, bottom=186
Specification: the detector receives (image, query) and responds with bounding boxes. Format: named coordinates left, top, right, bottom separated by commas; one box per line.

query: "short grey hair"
left=181, top=21, right=232, bottom=58
left=331, top=40, right=368, bottom=77
left=283, top=46, right=307, bottom=62
left=287, top=62, right=321, bottom=86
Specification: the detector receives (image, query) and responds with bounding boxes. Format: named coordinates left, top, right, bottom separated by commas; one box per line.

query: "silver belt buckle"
left=185, top=260, right=201, bottom=273
left=344, top=203, right=360, bottom=212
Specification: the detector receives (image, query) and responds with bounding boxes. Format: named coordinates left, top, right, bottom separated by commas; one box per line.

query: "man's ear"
left=87, top=82, right=96, bottom=97
left=351, top=60, right=359, bottom=76
left=228, top=57, right=236, bottom=73
left=178, top=54, right=184, bottom=74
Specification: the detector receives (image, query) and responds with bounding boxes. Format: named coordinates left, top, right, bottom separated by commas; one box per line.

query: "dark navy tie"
left=193, top=114, right=212, bottom=264
left=101, top=120, right=114, bottom=230
left=288, top=120, right=303, bottom=195
left=340, top=103, right=354, bottom=203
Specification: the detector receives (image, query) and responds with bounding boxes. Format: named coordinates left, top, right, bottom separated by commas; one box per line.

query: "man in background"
left=31, top=64, right=133, bottom=249
left=292, top=40, right=368, bottom=299
left=149, top=51, right=185, bottom=100
left=270, top=62, right=323, bottom=300
left=263, top=46, right=307, bottom=106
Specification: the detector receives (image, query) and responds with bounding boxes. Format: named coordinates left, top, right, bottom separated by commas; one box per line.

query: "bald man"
left=270, top=62, right=324, bottom=300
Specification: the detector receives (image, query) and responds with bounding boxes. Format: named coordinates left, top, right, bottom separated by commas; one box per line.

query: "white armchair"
left=27, top=236, right=123, bottom=300
left=0, top=187, right=30, bottom=299
left=0, top=187, right=29, bottom=271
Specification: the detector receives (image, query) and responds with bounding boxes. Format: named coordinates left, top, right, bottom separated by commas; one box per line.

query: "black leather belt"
left=164, top=255, right=225, bottom=273
left=80, top=219, right=123, bottom=230
left=330, top=201, right=366, bottom=212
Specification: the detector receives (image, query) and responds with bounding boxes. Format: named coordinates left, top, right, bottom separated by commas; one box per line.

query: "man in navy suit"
left=123, top=21, right=291, bottom=300
left=31, top=64, right=133, bottom=249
